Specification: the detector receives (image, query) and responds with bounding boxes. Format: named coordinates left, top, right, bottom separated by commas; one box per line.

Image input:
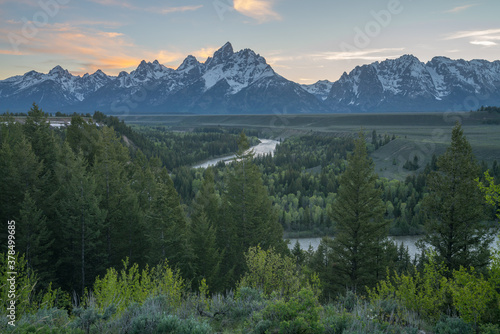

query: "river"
left=192, top=139, right=279, bottom=169
left=287, top=235, right=499, bottom=259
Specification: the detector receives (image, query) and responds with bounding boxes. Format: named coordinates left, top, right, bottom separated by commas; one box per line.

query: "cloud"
left=233, top=0, right=281, bottom=22
left=158, top=5, right=203, bottom=14
left=444, top=28, right=500, bottom=48
left=90, top=0, right=203, bottom=15
left=444, top=4, right=477, bottom=13
left=89, top=0, right=135, bottom=9
left=152, top=50, right=185, bottom=64
left=315, top=48, right=405, bottom=61
left=97, top=32, right=124, bottom=38
left=445, top=28, right=500, bottom=40
left=470, top=40, right=497, bottom=46
left=0, top=22, right=158, bottom=74
left=191, top=47, right=219, bottom=60
left=0, top=49, right=24, bottom=55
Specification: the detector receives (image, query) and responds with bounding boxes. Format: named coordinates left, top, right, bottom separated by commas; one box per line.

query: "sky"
left=1, top=0, right=500, bottom=84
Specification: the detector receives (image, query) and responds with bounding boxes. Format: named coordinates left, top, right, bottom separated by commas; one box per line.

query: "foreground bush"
left=91, top=258, right=184, bottom=316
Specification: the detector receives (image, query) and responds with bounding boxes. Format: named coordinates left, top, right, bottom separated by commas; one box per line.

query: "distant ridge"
left=1, top=43, right=500, bottom=114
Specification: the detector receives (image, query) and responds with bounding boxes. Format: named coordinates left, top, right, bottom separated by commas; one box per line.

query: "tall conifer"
left=420, top=122, right=495, bottom=273
left=326, top=131, right=389, bottom=293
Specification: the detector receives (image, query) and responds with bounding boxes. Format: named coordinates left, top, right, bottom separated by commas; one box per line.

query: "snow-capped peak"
left=205, top=42, right=234, bottom=69
left=201, top=42, right=275, bottom=94
left=177, top=55, right=201, bottom=72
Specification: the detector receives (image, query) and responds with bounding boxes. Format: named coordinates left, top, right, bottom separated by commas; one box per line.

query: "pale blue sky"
left=1, top=0, right=499, bottom=83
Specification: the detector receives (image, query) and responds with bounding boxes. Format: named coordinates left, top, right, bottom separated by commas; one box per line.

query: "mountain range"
left=1, top=42, right=500, bottom=114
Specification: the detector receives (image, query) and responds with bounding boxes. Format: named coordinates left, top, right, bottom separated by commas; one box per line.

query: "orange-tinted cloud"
left=90, top=0, right=203, bottom=15
left=233, top=0, right=281, bottom=22
left=0, top=22, right=147, bottom=75
left=0, top=49, right=24, bottom=55
left=0, top=19, right=219, bottom=76
left=158, top=5, right=204, bottom=14
left=192, top=47, right=219, bottom=61
left=444, top=4, right=477, bottom=13
left=151, top=50, right=185, bottom=65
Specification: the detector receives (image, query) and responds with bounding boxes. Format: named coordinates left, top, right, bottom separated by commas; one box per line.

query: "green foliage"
left=54, top=143, right=106, bottom=294
left=71, top=304, right=115, bottom=334
left=253, top=288, right=324, bottom=334
left=91, top=258, right=184, bottom=316
left=326, top=131, right=390, bottom=294
left=321, top=308, right=351, bottom=334
left=368, top=252, right=449, bottom=321
left=189, top=168, right=223, bottom=291
left=13, top=307, right=74, bottom=333
left=421, top=122, right=495, bottom=273
left=449, top=267, right=495, bottom=324
left=480, top=323, right=500, bottom=334
left=0, top=254, right=62, bottom=320
left=129, top=314, right=211, bottom=334
left=434, top=317, right=474, bottom=334
left=219, top=132, right=287, bottom=288
left=477, top=170, right=500, bottom=219
left=238, top=246, right=319, bottom=299
left=370, top=250, right=500, bottom=326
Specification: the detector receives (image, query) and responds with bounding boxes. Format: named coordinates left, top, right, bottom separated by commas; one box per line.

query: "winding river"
left=192, top=139, right=279, bottom=169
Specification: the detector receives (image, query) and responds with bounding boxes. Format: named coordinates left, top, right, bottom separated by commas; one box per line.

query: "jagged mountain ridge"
left=1, top=43, right=500, bottom=114
left=326, top=54, right=500, bottom=112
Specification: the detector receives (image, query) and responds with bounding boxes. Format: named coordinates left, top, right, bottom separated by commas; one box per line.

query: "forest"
left=1, top=104, right=500, bottom=333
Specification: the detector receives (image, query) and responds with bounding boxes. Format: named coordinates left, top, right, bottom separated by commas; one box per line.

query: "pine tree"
left=145, top=167, right=194, bottom=280
left=220, top=132, right=287, bottom=288
left=189, top=168, right=223, bottom=291
left=0, top=134, right=43, bottom=224
left=23, top=103, right=57, bottom=169
left=92, top=126, right=141, bottom=268
left=420, top=122, right=495, bottom=273
left=66, top=114, right=101, bottom=167
left=17, top=191, right=54, bottom=285
left=326, top=131, right=389, bottom=293
left=54, top=143, right=106, bottom=294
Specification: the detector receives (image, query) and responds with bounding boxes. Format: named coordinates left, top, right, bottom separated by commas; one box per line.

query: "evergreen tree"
left=17, top=191, right=54, bottom=285
left=0, top=134, right=43, bottom=224
left=220, top=132, right=287, bottom=288
left=93, top=126, right=141, bottom=268
left=325, top=131, right=389, bottom=294
left=23, top=103, right=57, bottom=170
left=419, top=122, right=495, bottom=273
left=54, top=143, right=106, bottom=294
left=66, top=114, right=101, bottom=167
left=189, top=168, right=223, bottom=291
left=22, top=103, right=60, bottom=232
left=145, top=166, right=194, bottom=280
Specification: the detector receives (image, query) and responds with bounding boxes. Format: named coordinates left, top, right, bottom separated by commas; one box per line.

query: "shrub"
left=238, top=246, right=302, bottom=298
left=254, top=288, right=324, bottom=334
left=480, top=323, right=500, bottom=334
left=449, top=267, right=495, bottom=324
left=368, top=252, right=449, bottom=321
left=321, top=309, right=351, bottom=334
left=91, top=258, right=184, bottom=316
left=434, top=317, right=474, bottom=334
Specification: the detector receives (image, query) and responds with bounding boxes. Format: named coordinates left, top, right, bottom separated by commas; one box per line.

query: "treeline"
left=478, top=105, right=500, bottom=113
left=1, top=111, right=92, bottom=118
